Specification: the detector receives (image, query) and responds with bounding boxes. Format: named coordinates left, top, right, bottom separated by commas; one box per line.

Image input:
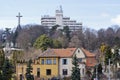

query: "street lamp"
left=108, top=59, right=111, bottom=80
left=96, top=64, right=98, bottom=80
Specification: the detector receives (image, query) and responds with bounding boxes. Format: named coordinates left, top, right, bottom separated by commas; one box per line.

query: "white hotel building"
left=41, top=6, right=82, bottom=31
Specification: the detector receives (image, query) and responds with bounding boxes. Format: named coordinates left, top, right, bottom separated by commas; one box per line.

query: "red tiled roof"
left=52, top=48, right=76, bottom=57
left=86, top=57, right=97, bottom=67
left=81, top=48, right=97, bottom=67
left=39, top=49, right=59, bottom=57
left=81, top=48, right=95, bottom=57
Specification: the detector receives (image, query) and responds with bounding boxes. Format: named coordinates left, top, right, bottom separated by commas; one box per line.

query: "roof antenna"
left=60, top=5, right=63, bottom=12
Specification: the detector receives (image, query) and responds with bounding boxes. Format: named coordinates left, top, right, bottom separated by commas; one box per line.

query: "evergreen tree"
left=53, top=39, right=62, bottom=48
left=71, top=55, right=80, bottom=80
left=49, top=25, right=59, bottom=36
left=92, top=63, right=103, bottom=80
left=26, top=59, right=34, bottom=80
left=2, top=58, right=14, bottom=80
left=0, top=49, right=5, bottom=70
left=63, top=26, right=71, bottom=41
left=104, top=46, right=113, bottom=65
left=33, top=34, right=53, bottom=51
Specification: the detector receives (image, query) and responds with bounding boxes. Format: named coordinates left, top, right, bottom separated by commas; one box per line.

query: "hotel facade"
left=41, top=6, right=82, bottom=31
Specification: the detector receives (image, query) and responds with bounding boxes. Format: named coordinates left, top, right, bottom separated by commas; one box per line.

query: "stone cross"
left=16, top=12, right=22, bottom=26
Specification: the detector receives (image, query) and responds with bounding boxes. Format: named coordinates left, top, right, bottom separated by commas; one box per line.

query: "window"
left=46, top=69, right=51, bottom=75
left=78, top=58, right=82, bottom=62
left=41, top=59, right=44, bottom=64
left=62, top=69, right=68, bottom=75
left=82, top=69, right=84, bottom=75
left=46, top=59, right=52, bottom=64
left=62, top=59, right=67, bottom=65
left=37, top=68, right=40, bottom=77
left=53, top=59, right=56, bottom=64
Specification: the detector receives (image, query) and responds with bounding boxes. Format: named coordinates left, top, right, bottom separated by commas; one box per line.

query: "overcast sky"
left=0, top=0, right=120, bottom=30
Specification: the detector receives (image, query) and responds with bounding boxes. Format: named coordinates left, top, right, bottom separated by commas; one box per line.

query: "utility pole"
left=96, top=64, right=98, bottom=80
left=108, top=59, right=111, bottom=80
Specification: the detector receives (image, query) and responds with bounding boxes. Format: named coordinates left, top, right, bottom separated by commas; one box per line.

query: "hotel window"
left=46, top=69, right=51, bottom=75
left=41, top=59, right=44, bottom=64
left=62, top=59, right=67, bottom=65
left=46, top=59, right=52, bottom=64
left=53, top=59, right=56, bottom=64
left=62, top=69, right=68, bottom=75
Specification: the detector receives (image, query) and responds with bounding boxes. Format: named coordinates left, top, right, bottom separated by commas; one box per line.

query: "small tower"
left=55, top=5, right=63, bottom=29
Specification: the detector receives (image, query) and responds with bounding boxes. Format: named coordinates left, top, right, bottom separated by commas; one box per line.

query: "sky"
left=0, top=0, right=120, bottom=30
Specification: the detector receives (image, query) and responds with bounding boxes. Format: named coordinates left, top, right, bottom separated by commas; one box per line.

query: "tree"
left=112, top=47, right=120, bottom=67
left=104, top=46, right=113, bottom=72
left=71, top=55, right=80, bottom=80
left=33, top=34, right=53, bottom=51
left=114, top=37, right=120, bottom=47
left=105, top=27, right=115, bottom=47
left=0, top=49, right=5, bottom=70
left=53, top=39, right=62, bottom=48
left=0, top=49, right=5, bottom=80
left=84, top=28, right=97, bottom=51
left=97, top=29, right=106, bottom=45
left=92, top=63, right=103, bottom=80
left=112, top=47, right=120, bottom=78
left=26, top=59, right=34, bottom=80
left=49, top=25, right=59, bottom=37
left=16, top=24, right=47, bottom=49
left=2, top=58, right=14, bottom=80
left=63, top=26, right=71, bottom=41
left=104, top=46, right=113, bottom=65
left=69, top=34, right=81, bottom=48
left=58, top=35, right=69, bottom=48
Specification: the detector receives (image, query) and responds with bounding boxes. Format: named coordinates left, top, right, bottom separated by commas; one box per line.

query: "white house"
left=52, top=48, right=90, bottom=78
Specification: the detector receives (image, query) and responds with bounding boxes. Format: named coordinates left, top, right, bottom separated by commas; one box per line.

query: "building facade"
left=16, top=49, right=59, bottom=80
left=41, top=6, right=82, bottom=31
left=16, top=48, right=96, bottom=80
left=53, top=48, right=86, bottom=78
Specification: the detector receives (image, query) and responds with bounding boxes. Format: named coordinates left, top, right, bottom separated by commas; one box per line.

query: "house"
left=16, top=49, right=59, bottom=80
left=81, top=48, right=97, bottom=68
left=52, top=48, right=86, bottom=78
left=16, top=48, right=97, bottom=79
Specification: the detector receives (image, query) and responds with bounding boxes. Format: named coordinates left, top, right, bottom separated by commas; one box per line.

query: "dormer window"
left=78, top=50, right=80, bottom=53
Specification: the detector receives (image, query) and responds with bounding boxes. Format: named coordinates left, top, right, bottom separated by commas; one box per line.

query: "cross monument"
left=16, top=12, right=22, bottom=26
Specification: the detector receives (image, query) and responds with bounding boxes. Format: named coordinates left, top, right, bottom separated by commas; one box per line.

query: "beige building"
left=16, top=48, right=97, bottom=80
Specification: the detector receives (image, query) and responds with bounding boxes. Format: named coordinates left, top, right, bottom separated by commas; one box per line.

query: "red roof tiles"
left=52, top=48, right=76, bottom=57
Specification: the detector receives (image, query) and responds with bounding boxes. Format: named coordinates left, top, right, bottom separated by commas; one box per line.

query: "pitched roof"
left=79, top=48, right=97, bottom=67
left=39, top=49, right=59, bottom=57
left=86, top=57, right=97, bottom=67
left=52, top=48, right=76, bottom=57
left=81, top=48, right=95, bottom=57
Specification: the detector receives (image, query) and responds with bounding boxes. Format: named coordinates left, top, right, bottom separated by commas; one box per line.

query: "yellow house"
left=16, top=49, right=59, bottom=80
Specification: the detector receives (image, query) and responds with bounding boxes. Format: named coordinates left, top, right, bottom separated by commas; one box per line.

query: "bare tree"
left=16, top=24, right=47, bottom=49
left=69, top=34, right=82, bottom=48
left=105, top=27, right=115, bottom=47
